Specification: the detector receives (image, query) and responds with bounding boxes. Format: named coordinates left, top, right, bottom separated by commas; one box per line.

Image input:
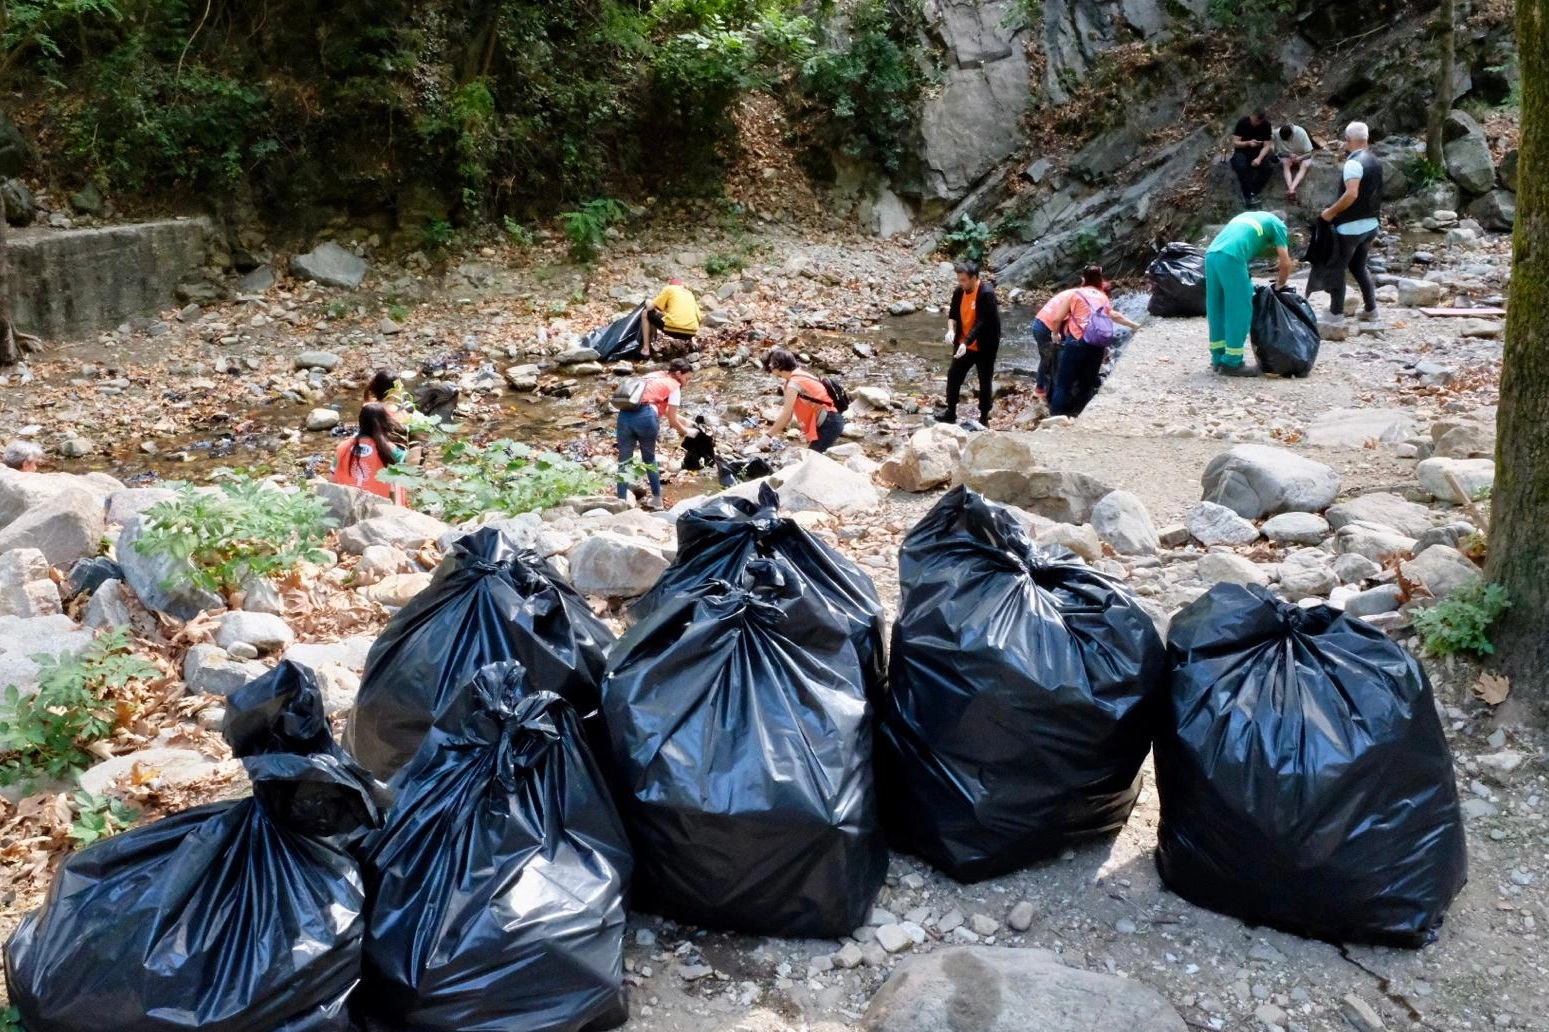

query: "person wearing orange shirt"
left=939, top=260, right=1001, bottom=428
left=766, top=348, right=845, bottom=453
left=332, top=403, right=410, bottom=506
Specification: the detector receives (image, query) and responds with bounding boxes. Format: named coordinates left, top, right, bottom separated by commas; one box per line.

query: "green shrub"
left=379, top=439, right=610, bottom=522
left=1412, top=581, right=1512, bottom=657
left=0, top=628, right=159, bottom=788
left=1402, top=152, right=1448, bottom=188
left=559, top=198, right=627, bottom=262
left=503, top=216, right=535, bottom=248
left=387, top=303, right=411, bottom=323
left=704, top=252, right=746, bottom=276
left=944, top=215, right=991, bottom=262
left=135, top=475, right=335, bottom=597
left=69, top=790, right=140, bottom=847
left=421, top=218, right=456, bottom=253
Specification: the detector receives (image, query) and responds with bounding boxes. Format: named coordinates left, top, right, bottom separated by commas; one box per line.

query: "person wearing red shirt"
left=616, top=359, right=695, bottom=510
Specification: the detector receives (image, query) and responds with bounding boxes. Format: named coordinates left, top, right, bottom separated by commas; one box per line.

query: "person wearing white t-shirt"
left=1275, top=124, right=1315, bottom=203
left=1320, top=121, right=1383, bottom=322
left=616, top=359, right=695, bottom=510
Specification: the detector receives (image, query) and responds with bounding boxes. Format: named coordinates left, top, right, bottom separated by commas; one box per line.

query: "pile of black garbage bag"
left=1146, top=242, right=1208, bottom=317
left=1251, top=284, right=1321, bottom=377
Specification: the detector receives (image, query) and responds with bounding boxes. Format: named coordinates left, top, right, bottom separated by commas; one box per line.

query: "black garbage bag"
left=582, top=302, right=647, bottom=362
left=716, top=456, right=773, bottom=487
left=1156, top=584, right=1468, bottom=947
left=681, top=418, right=719, bottom=472
left=632, top=483, right=886, bottom=702
left=356, top=662, right=631, bottom=1032
left=345, top=526, right=614, bottom=780
left=876, top=486, right=1167, bottom=882
left=6, top=661, right=389, bottom=1032
left=603, top=559, right=885, bottom=937
left=65, top=555, right=124, bottom=600
left=1146, top=242, right=1208, bottom=317
left=1251, top=284, right=1321, bottom=377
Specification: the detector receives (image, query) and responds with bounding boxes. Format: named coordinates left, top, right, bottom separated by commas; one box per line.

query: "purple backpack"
left=1080, top=289, right=1118, bottom=347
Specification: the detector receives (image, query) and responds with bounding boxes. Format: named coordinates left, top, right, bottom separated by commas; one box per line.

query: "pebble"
left=936, top=909, right=965, bottom=934
left=1341, top=993, right=1386, bottom=1032
left=1248, top=942, right=1285, bottom=965
left=875, top=923, right=912, bottom=953
left=832, top=943, right=864, bottom=969
left=1115, top=918, right=1138, bottom=934
left=1008, top=901, right=1037, bottom=932
left=967, top=913, right=999, bottom=937
left=677, top=964, right=713, bottom=981
left=1255, top=1003, right=1288, bottom=1026
left=226, top=641, right=260, bottom=660
left=868, top=907, right=898, bottom=927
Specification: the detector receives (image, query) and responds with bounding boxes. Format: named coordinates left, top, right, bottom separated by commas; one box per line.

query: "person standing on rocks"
left=939, top=260, right=1001, bottom=428
left=1205, top=211, right=1293, bottom=377
left=1048, top=266, right=1142, bottom=417
left=1229, top=109, right=1276, bottom=208
left=333, top=403, right=410, bottom=506
left=765, top=348, right=845, bottom=453
left=1276, top=123, right=1316, bottom=203
left=1319, top=121, right=1383, bottom=324
left=617, top=358, right=695, bottom=510
left=639, top=278, right=701, bottom=359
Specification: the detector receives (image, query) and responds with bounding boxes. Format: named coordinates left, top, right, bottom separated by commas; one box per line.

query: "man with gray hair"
left=1319, top=120, right=1383, bottom=322
left=3, top=440, right=43, bottom=471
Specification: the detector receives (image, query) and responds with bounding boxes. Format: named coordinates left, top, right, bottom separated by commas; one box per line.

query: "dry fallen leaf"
left=1475, top=673, right=1511, bottom=706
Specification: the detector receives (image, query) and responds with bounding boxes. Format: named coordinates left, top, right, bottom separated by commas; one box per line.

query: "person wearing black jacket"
left=1319, top=120, right=1383, bottom=322
left=940, top=261, right=1001, bottom=427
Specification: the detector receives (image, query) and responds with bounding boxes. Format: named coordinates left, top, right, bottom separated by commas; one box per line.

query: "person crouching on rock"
left=617, top=359, right=695, bottom=511
left=333, top=403, right=410, bottom=506
left=639, top=278, right=701, bottom=360
left=765, top=348, right=844, bottom=453
left=939, top=260, right=1001, bottom=429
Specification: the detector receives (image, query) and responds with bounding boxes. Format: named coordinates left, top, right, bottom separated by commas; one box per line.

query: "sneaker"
left=642, top=496, right=664, bottom=512
left=932, top=408, right=955, bottom=423
left=960, top=419, right=987, bottom=433
left=1358, top=308, right=1380, bottom=323
left=1218, top=362, right=1260, bottom=378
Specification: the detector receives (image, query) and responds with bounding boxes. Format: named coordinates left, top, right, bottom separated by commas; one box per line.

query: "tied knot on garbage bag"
left=1155, top=583, right=1468, bottom=947
left=876, top=486, right=1168, bottom=883
left=346, top=525, right=614, bottom=780
left=5, top=660, right=389, bottom=1032
left=357, top=659, right=632, bottom=1032
left=603, top=553, right=886, bottom=938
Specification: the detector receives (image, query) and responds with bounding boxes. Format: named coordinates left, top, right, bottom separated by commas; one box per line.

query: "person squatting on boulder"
left=1045, top=266, right=1141, bottom=418
left=765, top=349, right=845, bottom=454
left=1230, top=109, right=1276, bottom=209
left=617, top=359, right=696, bottom=510
left=939, top=260, right=1001, bottom=428
left=1276, top=123, right=1315, bottom=204
left=639, top=278, right=701, bottom=359
left=1319, top=121, right=1383, bottom=324
left=1205, top=211, right=1293, bottom=378
left=333, top=402, right=411, bottom=506
left=3, top=440, right=42, bottom=472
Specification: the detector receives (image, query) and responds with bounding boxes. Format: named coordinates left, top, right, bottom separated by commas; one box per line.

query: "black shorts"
left=647, top=308, right=694, bottom=340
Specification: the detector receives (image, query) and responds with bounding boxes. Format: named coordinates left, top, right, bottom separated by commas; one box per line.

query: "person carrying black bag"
left=938, top=260, right=1001, bottom=429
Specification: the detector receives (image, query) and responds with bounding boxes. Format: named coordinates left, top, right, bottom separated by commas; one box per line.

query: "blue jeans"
left=616, top=406, right=662, bottom=500
left=811, top=411, right=845, bottom=453
left=1050, top=339, right=1104, bottom=417
left=1032, top=321, right=1059, bottom=394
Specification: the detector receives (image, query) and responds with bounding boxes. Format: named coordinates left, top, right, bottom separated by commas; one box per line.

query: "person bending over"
left=766, top=349, right=845, bottom=453
left=617, top=359, right=695, bottom=510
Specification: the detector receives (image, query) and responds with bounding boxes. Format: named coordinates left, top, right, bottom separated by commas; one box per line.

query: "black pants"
left=944, top=347, right=997, bottom=423
left=1050, top=340, right=1104, bottom=417
left=1231, top=150, right=1274, bottom=201
left=1329, top=229, right=1378, bottom=316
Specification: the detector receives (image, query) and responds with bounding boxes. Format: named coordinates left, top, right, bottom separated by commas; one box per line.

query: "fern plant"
left=1412, top=581, right=1511, bottom=657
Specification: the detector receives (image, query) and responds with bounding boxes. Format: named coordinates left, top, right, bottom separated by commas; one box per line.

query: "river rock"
left=291, top=242, right=368, bottom=289
left=1197, top=552, right=1270, bottom=588
left=352, top=544, right=408, bottom=586
left=0, top=468, right=122, bottom=528
left=1090, top=491, right=1159, bottom=556
left=1261, top=512, right=1330, bottom=546
left=0, top=548, right=61, bottom=618
left=567, top=532, right=669, bottom=598
left=359, top=572, right=432, bottom=608
left=1345, top=583, right=1405, bottom=617
left=293, top=350, right=342, bottom=371
left=311, top=480, right=398, bottom=527
left=306, top=408, right=341, bottom=431
left=1036, top=523, right=1103, bottom=562
left=1186, top=502, right=1261, bottom=547
left=1430, top=420, right=1494, bottom=459
left=1326, top=492, right=1437, bottom=538
left=1401, top=544, right=1482, bottom=599
left=84, top=579, right=132, bottom=631
left=1304, top=408, right=1417, bottom=448
left=861, top=947, right=1186, bottom=1032
left=239, top=265, right=278, bottom=293
left=105, top=487, right=177, bottom=526
left=0, top=488, right=106, bottom=567
left=0, top=614, right=93, bottom=694
left=77, top=747, right=238, bottom=798
left=960, top=433, right=1111, bottom=523
left=1443, top=111, right=1497, bottom=195
left=113, top=514, right=225, bottom=619
left=214, top=610, right=294, bottom=656
left=1331, top=552, right=1383, bottom=584
left=336, top=507, right=450, bottom=554
left=1334, top=521, right=1418, bottom=564
left=182, top=643, right=268, bottom=696
left=1396, top=278, right=1443, bottom=307
left=1467, top=189, right=1516, bottom=232
left=878, top=425, right=966, bottom=493
left=778, top=453, right=884, bottom=516
left=556, top=347, right=602, bottom=366
left=1201, top=445, right=1340, bottom=517
left=1416, top=457, right=1494, bottom=502
left=1414, top=522, right=1477, bottom=554
left=1278, top=551, right=1339, bottom=601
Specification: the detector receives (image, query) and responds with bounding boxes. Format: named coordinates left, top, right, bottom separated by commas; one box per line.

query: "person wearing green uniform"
left=1205, top=211, right=1294, bottom=377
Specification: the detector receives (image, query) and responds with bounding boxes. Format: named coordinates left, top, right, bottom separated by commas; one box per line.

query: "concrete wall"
left=6, top=218, right=211, bottom=340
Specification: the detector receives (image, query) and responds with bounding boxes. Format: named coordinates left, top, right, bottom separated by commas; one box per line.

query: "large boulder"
left=959, top=432, right=1111, bottom=523
left=1442, top=110, right=1497, bottom=196
left=310, top=479, right=399, bottom=527
left=861, top=947, right=1186, bottom=1032
left=104, top=487, right=177, bottom=527
left=878, top=425, right=967, bottom=493
left=290, top=241, right=368, bottom=289
left=0, top=468, right=123, bottom=528
left=336, top=507, right=451, bottom=555
left=182, top=644, right=268, bottom=696
left=1499, top=148, right=1518, bottom=193
left=1467, top=190, right=1516, bottom=232
left=777, top=453, right=884, bottom=516
left=566, top=532, right=669, bottom=599
left=0, top=488, right=106, bottom=567
left=0, top=548, right=62, bottom=618
left=1416, top=457, right=1494, bottom=503
left=1304, top=409, right=1417, bottom=449
left=114, top=514, right=224, bottom=620
left=2, top=178, right=36, bottom=227
left=1090, top=490, right=1159, bottom=555
left=1201, top=445, right=1340, bottom=518
left=0, top=614, right=93, bottom=694
left=1401, top=544, right=1482, bottom=599
left=1326, top=492, right=1437, bottom=539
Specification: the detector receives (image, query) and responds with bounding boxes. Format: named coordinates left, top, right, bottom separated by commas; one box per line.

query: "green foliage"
left=1402, top=152, right=1448, bottom=188
left=1, top=1005, right=22, bottom=1032
left=387, top=303, right=410, bottom=323
left=559, top=197, right=626, bottom=262
left=69, top=790, right=139, bottom=847
left=135, top=475, right=335, bottom=596
left=379, top=439, right=609, bottom=522
left=704, top=251, right=746, bottom=276
left=1207, top=0, right=1293, bottom=61
left=503, top=215, right=534, bottom=247
left=421, top=218, right=456, bottom=253
left=0, top=628, right=158, bottom=788
left=326, top=301, right=351, bottom=320
left=944, top=215, right=991, bottom=262
left=1073, top=225, right=1107, bottom=265
left=1412, top=581, right=1512, bottom=657
left=1001, top=0, right=1045, bottom=33
left=0, top=0, right=122, bottom=77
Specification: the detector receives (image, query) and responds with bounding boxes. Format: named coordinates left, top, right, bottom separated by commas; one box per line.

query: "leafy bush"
left=560, top=198, right=627, bottom=262
left=69, top=790, right=139, bottom=847
left=503, top=216, right=535, bottom=247
left=0, top=628, right=159, bottom=788
left=1207, top=0, right=1294, bottom=62
left=379, top=439, right=610, bottom=522
left=136, top=475, right=336, bottom=597
left=1412, top=581, right=1512, bottom=657
left=704, top=252, right=746, bottom=276
left=421, top=219, right=456, bottom=253
left=1402, top=152, right=1448, bottom=188
left=944, top=215, right=991, bottom=262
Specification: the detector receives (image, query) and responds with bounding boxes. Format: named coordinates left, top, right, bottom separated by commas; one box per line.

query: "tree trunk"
left=0, top=186, right=21, bottom=366
left=1426, top=0, right=1456, bottom=164
left=1486, top=0, right=1549, bottom=704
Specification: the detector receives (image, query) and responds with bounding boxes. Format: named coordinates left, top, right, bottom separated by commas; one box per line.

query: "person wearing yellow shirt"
left=639, top=278, right=702, bottom=359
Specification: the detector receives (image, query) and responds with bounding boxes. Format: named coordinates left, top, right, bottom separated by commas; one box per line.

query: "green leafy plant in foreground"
left=136, top=475, right=335, bottom=596
left=0, top=628, right=159, bottom=788
left=69, top=790, right=140, bottom=847
left=2, top=1004, right=25, bottom=1032
left=380, top=439, right=608, bottom=523
left=1412, top=581, right=1512, bottom=657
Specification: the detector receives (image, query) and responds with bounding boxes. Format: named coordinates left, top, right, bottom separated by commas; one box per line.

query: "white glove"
left=954, top=345, right=967, bottom=360
left=683, top=426, right=699, bottom=438
left=944, top=326, right=955, bottom=346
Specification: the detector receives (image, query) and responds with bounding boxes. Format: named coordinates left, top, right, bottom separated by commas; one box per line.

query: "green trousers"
left=1205, top=250, right=1252, bottom=368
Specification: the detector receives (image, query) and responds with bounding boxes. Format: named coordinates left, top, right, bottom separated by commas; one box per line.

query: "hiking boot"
left=1218, top=362, right=1260, bottom=378
left=932, top=408, right=956, bottom=423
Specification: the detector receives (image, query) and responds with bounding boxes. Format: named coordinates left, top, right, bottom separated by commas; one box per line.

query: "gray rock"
left=58, top=437, right=95, bottom=459
left=1344, top=584, right=1404, bottom=617
left=1197, top=552, right=1271, bottom=588
left=215, top=610, right=294, bottom=655
left=105, top=487, right=177, bottom=526
left=1396, top=278, right=1442, bottom=307
left=1417, top=457, right=1494, bottom=502
left=1498, top=147, right=1518, bottom=193
left=1187, top=501, right=1261, bottom=547
left=311, top=480, right=398, bottom=527
left=291, top=241, right=368, bottom=289
left=69, top=183, right=105, bottom=217
left=294, top=350, right=341, bottom=371
left=1304, top=408, right=1416, bottom=449
left=960, top=433, right=1112, bottom=523
left=2, top=177, right=36, bottom=226
left=1091, top=491, right=1160, bottom=556
left=285, top=636, right=373, bottom=714
left=873, top=188, right=913, bottom=239
left=1413, top=521, right=1477, bottom=554
left=1430, top=420, right=1494, bottom=460
left=1331, top=552, right=1383, bottom=584
left=306, top=408, right=341, bottom=431
left=336, top=508, right=451, bottom=555
left=1401, top=544, right=1481, bottom=599
left=1333, top=521, right=1418, bottom=564
left=1158, top=525, right=1190, bottom=548
left=0, top=548, right=61, bottom=618
left=1036, top=522, right=1103, bottom=562
left=556, top=347, right=602, bottom=366
left=567, top=532, right=669, bottom=598
left=0, top=487, right=106, bottom=567
left=84, top=579, right=133, bottom=630
left=1467, top=189, right=1516, bottom=231
left=876, top=923, right=914, bottom=954
left=1442, top=111, right=1497, bottom=196
left=879, top=425, right=967, bottom=493
left=778, top=453, right=883, bottom=516
left=1341, top=993, right=1387, bottom=1032
left=77, top=746, right=235, bottom=797
left=1326, top=492, right=1437, bottom=539
left=1277, top=552, right=1338, bottom=601
left=1202, top=445, right=1340, bottom=519
left=0, top=469, right=122, bottom=528
left=114, top=513, right=224, bottom=619
left=238, top=265, right=277, bottom=293
left=1261, top=512, right=1330, bottom=546
left=182, top=643, right=268, bottom=696
left=861, top=947, right=1186, bottom=1032
left=0, top=614, right=93, bottom=694
left=1007, top=901, right=1037, bottom=932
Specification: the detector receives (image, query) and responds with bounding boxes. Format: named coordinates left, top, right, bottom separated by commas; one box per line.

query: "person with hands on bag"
left=615, top=358, right=695, bottom=511
left=1048, top=265, right=1140, bottom=417
left=1205, top=211, right=1293, bottom=377
left=939, top=260, right=1001, bottom=428
left=766, top=348, right=845, bottom=453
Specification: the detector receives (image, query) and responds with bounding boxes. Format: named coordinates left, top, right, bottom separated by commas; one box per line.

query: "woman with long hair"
left=1047, top=265, right=1141, bottom=418
left=332, top=402, right=410, bottom=505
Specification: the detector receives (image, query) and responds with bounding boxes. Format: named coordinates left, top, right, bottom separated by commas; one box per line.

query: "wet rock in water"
left=861, top=947, right=1186, bottom=1032
left=1304, top=408, right=1416, bottom=449
left=1196, top=552, right=1271, bottom=588
left=359, top=572, right=432, bottom=608
left=77, top=747, right=238, bottom=797
left=1187, top=502, right=1261, bottom=547
left=1416, top=457, right=1494, bottom=503
left=291, top=241, right=368, bottom=289
left=84, top=579, right=132, bottom=631
left=1333, top=521, right=1418, bottom=564
left=777, top=453, right=884, bottom=516
left=0, top=488, right=106, bottom=567
left=1344, top=583, right=1405, bottom=617
left=1201, top=444, right=1340, bottom=518
left=887, top=300, right=918, bottom=316
left=214, top=610, right=294, bottom=656
left=1036, top=523, right=1103, bottom=562
left=182, top=643, right=268, bottom=696
left=305, top=408, right=341, bottom=431
left=294, top=350, right=342, bottom=371
left=878, top=425, right=967, bottom=493
left=0, top=548, right=62, bottom=618
left=1090, top=491, right=1159, bottom=556
left=336, top=507, right=451, bottom=555
left=1326, top=492, right=1437, bottom=539
left=1401, top=544, right=1482, bottom=599
left=1261, top=511, right=1329, bottom=546
left=58, top=437, right=95, bottom=458
left=567, top=532, right=669, bottom=598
